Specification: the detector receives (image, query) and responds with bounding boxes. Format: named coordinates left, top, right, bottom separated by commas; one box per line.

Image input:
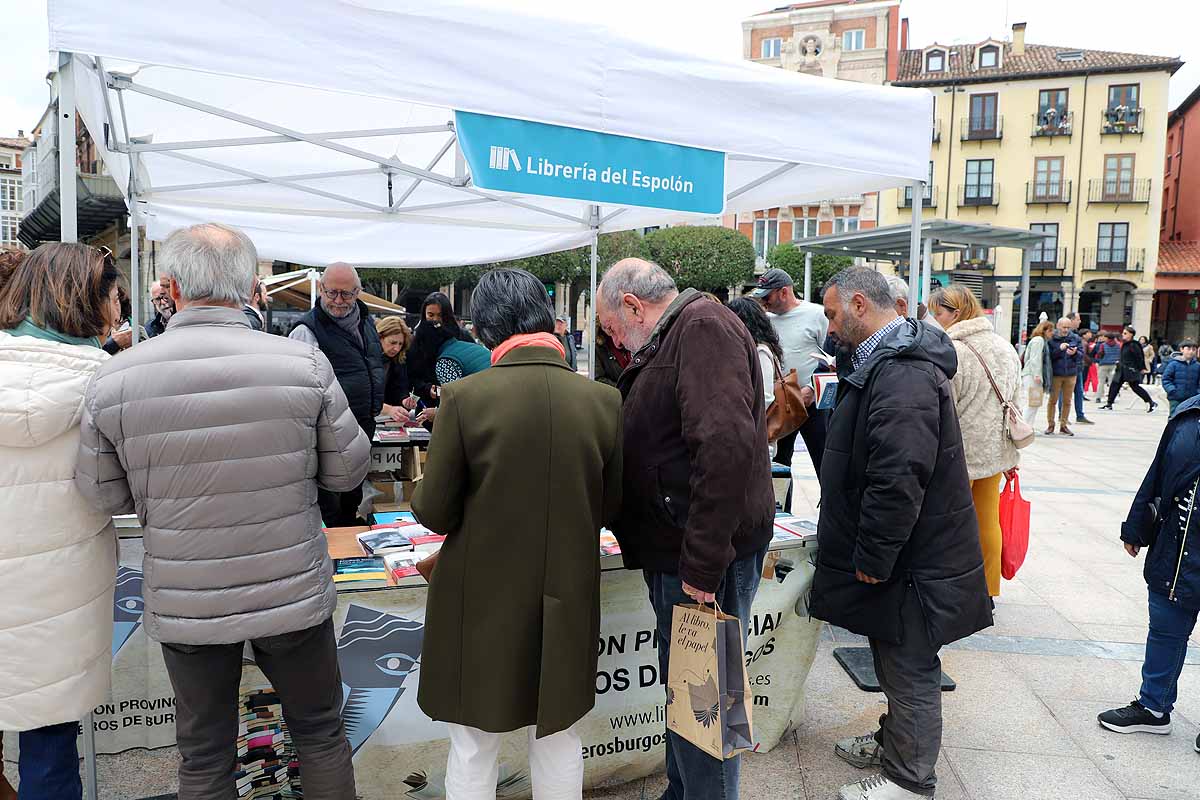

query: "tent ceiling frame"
left=390, top=133, right=458, bottom=211
left=152, top=167, right=383, bottom=194
left=126, top=125, right=453, bottom=152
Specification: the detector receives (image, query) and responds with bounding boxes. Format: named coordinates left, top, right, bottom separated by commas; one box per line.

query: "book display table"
left=71, top=517, right=822, bottom=800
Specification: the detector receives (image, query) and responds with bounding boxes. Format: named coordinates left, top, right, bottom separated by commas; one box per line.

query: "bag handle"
left=960, top=339, right=1008, bottom=407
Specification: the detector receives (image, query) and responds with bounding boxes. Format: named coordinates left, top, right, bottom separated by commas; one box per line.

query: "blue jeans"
left=644, top=547, right=768, bottom=800
left=1139, top=589, right=1199, bottom=715
left=18, top=721, right=81, bottom=800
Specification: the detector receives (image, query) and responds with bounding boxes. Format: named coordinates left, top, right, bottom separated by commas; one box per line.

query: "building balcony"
left=932, top=119, right=942, bottom=144
left=958, top=184, right=1000, bottom=207
left=1031, top=111, right=1073, bottom=138
left=1101, top=107, right=1144, bottom=136
left=1029, top=247, right=1069, bottom=274
left=1082, top=247, right=1145, bottom=272
left=1086, top=178, right=1151, bottom=205
left=957, top=248, right=995, bottom=271
left=898, top=185, right=937, bottom=209
left=1025, top=180, right=1073, bottom=205
left=18, top=170, right=125, bottom=248
left=961, top=116, right=1003, bottom=142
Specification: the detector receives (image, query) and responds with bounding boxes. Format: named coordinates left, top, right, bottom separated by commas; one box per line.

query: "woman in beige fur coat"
left=929, top=285, right=1022, bottom=597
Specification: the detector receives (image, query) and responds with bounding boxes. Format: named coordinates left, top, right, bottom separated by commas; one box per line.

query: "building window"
left=0, top=153, right=14, bottom=170
left=1098, top=222, right=1129, bottom=267
left=968, top=93, right=999, bottom=138
left=979, top=45, right=999, bottom=68
left=1104, top=154, right=1135, bottom=199
left=753, top=218, right=779, bottom=259
left=0, top=215, right=18, bottom=247
left=0, top=178, right=21, bottom=213
left=963, top=245, right=991, bottom=266
left=1030, top=223, right=1059, bottom=267
left=926, top=50, right=945, bottom=72
left=792, top=217, right=818, bottom=240
left=833, top=214, right=859, bottom=234
left=1034, top=157, right=1064, bottom=200
left=965, top=159, right=995, bottom=203
left=1108, top=84, right=1140, bottom=111
left=843, top=29, right=865, bottom=51
left=761, top=38, right=782, bottom=59
left=1104, top=84, right=1141, bottom=133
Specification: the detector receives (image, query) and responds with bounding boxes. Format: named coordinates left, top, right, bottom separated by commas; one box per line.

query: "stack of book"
left=332, top=556, right=390, bottom=589
left=235, top=688, right=301, bottom=798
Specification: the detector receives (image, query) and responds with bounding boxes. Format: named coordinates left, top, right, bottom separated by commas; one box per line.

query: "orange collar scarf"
left=490, top=332, right=567, bottom=365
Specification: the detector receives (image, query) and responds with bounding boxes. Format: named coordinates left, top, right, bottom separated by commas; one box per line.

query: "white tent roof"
left=50, top=0, right=932, bottom=267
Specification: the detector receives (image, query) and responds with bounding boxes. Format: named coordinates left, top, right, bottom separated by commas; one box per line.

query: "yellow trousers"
left=970, top=473, right=1003, bottom=597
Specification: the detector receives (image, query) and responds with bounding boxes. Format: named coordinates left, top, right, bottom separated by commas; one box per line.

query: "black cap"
left=750, top=268, right=794, bottom=298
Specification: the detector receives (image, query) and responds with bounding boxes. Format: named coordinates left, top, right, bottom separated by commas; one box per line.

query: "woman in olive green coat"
left=412, top=268, right=622, bottom=799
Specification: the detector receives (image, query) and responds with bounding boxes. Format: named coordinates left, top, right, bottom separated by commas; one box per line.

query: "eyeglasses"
left=321, top=287, right=360, bottom=302
left=152, top=296, right=173, bottom=306
left=92, top=244, right=115, bottom=267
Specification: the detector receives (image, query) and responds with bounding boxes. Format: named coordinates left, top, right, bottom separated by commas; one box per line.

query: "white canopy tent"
left=44, top=2, right=933, bottom=793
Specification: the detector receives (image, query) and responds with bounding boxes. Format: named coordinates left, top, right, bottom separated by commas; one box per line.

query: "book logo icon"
left=489, top=145, right=522, bottom=172
left=112, top=566, right=145, bottom=657
left=337, top=604, right=425, bottom=754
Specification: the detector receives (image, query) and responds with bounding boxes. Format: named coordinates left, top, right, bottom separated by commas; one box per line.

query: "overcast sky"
left=2, top=0, right=1197, bottom=138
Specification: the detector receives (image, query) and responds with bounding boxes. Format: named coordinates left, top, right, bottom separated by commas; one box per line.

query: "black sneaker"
left=1098, top=700, right=1171, bottom=735
left=1149, top=401, right=1159, bottom=413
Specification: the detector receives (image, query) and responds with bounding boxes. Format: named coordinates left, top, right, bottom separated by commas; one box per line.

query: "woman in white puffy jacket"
left=0, top=243, right=123, bottom=799
left=929, top=285, right=1022, bottom=600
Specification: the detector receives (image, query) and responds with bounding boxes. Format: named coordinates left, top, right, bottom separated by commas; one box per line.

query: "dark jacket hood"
left=842, top=317, right=959, bottom=388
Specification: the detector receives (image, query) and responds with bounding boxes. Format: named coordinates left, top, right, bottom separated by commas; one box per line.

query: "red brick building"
left=1155, top=84, right=1200, bottom=343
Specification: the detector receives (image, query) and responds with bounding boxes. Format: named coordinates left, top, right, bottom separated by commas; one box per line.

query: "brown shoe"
left=1044, top=426, right=1055, bottom=435
left=1059, top=426, right=1075, bottom=436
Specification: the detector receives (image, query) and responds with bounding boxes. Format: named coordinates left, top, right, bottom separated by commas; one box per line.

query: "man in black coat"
left=809, top=267, right=992, bottom=800
left=1102, top=325, right=1157, bottom=412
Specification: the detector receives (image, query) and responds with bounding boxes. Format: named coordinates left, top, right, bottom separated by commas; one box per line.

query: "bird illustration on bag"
left=336, top=604, right=425, bottom=754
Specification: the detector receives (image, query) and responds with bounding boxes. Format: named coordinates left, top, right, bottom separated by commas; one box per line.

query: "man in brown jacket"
left=598, top=258, right=774, bottom=800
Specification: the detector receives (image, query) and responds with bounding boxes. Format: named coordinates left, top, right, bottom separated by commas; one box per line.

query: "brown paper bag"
left=666, top=604, right=755, bottom=760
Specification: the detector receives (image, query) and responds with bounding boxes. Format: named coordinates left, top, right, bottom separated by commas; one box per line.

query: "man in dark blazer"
left=809, top=267, right=991, bottom=800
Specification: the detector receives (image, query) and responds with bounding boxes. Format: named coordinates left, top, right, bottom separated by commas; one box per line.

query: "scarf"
left=490, top=332, right=566, bottom=365
left=325, top=300, right=363, bottom=348
left=6, top=316, right=102, bottom=348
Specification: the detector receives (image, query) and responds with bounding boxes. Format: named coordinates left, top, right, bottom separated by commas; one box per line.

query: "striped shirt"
left=852, top=316, right=906, bottom=372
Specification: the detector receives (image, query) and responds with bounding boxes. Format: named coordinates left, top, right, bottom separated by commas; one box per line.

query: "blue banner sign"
left=455, top=111, right=726, bottom=214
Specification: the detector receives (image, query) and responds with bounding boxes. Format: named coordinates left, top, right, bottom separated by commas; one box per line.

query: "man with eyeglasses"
left=290, top=263, right=386, bottom=526
left=146, top=280, right=176, bottom=338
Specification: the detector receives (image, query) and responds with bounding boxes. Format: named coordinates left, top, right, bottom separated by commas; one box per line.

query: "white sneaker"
left=838, top=774, right=928, bottom=800
left=835, top=732, right=882, bottom=768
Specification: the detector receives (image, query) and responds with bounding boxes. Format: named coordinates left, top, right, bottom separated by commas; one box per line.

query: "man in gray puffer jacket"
left=75, top=223, right=369, bottom=800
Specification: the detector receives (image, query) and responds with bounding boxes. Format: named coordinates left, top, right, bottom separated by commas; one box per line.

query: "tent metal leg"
left=129, top=207, right=140, bottom=345
left=1018, top=249, right=1032, bottom=346
left=58, top=52, right=77, bottom=243
left=921, top=237, right=933, bottom=307
left=803, top=251, right=812, bottom=303
left=588, top=205, right=600, bottom=380
left=907, top=181, right=922, bottom=314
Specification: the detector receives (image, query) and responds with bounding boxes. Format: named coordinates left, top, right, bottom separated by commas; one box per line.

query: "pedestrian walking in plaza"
left=600, top=258, right=774, bottom=800
left=1096, top=331, right=1122, bottom=402
left=1141, top=336, right=1158, bottom=384
left=1021, top=321, right=1054, bottom=425
left=1046, top=317, right=1083, bottom=435
left=289, top=262, right=386, bottom=526
left=929, top=286, right=1021, bottom=599
left=1082, top=330, right=1102, bottom=400
left=753, top=268, right=827, bottom=476
left=1102, top=327, right=1157, bottom=413
left=412, top=268, right=622, bottom=800
left=1068, top=329, right=1096, bottom=425
left=1097, top=395, right=1200, bottom=755
left=554, top=315, right=578, bottom=371
left=1162, top=340, right=1200, bottom=416
left=809, top=268, right=992, bottom=800
left=0, top=244, right=124, bottom=800
left=75, top=223, right=370, bottom=800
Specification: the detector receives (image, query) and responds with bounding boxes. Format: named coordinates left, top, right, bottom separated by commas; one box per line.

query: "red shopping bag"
left=999, top=473, right=1031, bottom=580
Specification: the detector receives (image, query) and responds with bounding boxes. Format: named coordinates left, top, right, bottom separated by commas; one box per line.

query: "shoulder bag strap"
left=960, top=339, right=1008, bottom=407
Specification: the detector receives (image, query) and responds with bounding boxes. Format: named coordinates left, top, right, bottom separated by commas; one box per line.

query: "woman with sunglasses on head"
left=0, top=243, right=124, bottom=800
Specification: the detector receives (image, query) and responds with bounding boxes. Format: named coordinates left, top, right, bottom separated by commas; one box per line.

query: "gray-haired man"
left=75, top=223, right=369, bottom=800
left=290, top=263, right=386, bottom=526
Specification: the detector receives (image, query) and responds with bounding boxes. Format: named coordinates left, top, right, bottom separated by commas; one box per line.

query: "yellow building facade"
left=880, top=24, right=1182, bottom=339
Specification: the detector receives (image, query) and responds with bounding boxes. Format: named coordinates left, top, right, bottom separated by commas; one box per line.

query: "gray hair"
left=884, top=275, right=909, bottom=302
left=823, top=266, right=893, bottom=310
left=160, top=223, right=257, bottom=305
left=598, top=258, right=677, bottom=310
left=471, top=267, right=555, bottom=350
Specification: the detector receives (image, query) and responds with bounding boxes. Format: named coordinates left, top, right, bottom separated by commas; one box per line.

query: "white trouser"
left=1022, top=375, right=1043, bottom=424
left=446, top=723, right=583, bottom=800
